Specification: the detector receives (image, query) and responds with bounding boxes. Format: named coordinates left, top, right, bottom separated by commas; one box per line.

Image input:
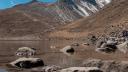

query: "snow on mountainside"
left=11, top=0, right=111, bottom=24
left=0, top=0, right=111, bottom=39
left=44, top=0, right=112, bottom=23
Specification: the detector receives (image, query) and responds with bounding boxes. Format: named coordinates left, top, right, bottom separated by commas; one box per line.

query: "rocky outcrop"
left=83, top=59, right=128, bottom=72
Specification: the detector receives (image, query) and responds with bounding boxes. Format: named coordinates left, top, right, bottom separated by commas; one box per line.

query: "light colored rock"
left=116, top=41, right=128, bottom=53
left=42, top=65, right=61, bottom=72
left=60, top=67, right=102, bottom=72
left=96, top=39, right=117, bottom=53
left=71, top=43, right=79, bottom=47
left=106, top=40, right=117, bottom=45
left=15, top=47, right=36, bottom=56
left=81, top=43, right=89, bottom=46
left=96, top=40, right=105, bottom=48
left=95, top=48, right=107, bottom=53
left=100, top=43, right=107, bottom=48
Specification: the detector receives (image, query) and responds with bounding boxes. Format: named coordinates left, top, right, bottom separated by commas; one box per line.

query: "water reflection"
left=0, top=41, right=82, bottom=71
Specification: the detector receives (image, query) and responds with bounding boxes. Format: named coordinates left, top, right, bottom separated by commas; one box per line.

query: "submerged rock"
left=10, top=57, right=44, bottom=69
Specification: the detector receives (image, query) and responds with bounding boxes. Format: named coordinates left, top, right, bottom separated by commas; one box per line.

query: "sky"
left=0, top=0, right=58, bottom=9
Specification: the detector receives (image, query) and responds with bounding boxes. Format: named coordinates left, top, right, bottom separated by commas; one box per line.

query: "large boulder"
left=60, top=67, right=103, bottom=72
left=60, top=46, right=75, bottom=56
left=96, top=43, right=117, bottom=53
left=15, top=47, right=36, bottom=57
left=96, top=38, right=117, bottom=53
left=10, top=57, right=44, bottom=69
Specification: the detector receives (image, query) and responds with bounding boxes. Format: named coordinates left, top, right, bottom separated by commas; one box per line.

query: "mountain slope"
left=50, top=0, right=128, bottom=38
left=0, top=0, right=111, bottom=40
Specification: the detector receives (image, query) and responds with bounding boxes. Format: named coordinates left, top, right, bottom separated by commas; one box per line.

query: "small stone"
left=81, top=43, right=89, bottom=46
left=71, top=43, right=79, bottom=47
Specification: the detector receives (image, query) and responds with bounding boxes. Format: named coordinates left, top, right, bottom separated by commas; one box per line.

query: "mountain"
left=20, top=0, right=111, bottom=24
left=50, top=0, right=128, bottom=38
left=0, top=0, right=111, bottom=40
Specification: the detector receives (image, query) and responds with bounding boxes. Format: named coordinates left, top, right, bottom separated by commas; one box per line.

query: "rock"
left=10, top=57, right=44, bottom=69
left=116, top=41, right=128, bottom=53
left=83, top=59, right=103, bottom=68
left=96, top=40, right=105, bottom=48
left=32, top=65, right=62, bottom=72
left=15, top=47, right=36, bottom=57
left=122, top=30, right=128, bottom=37
left=100, top=43, right=107, bottom=48
left=60, top=67, right=102, bottom=72
left=117, top=37, right=126, bottom=44
left=96, top=43, right=117, bottom=53
left=81, top=43, right=90, bottom=46
left=83, top=59, right=128, bottom=72
left=60, top=46, right=75, bottom=56
left=106, top=40, right=117, bottom=45
left=90, top=35, right=98, bottom=45
left=71, top=43, right=79, bottom=47
left=96, top=47, right=116, bottom=53
left=96, top=39, right=117, bottom=53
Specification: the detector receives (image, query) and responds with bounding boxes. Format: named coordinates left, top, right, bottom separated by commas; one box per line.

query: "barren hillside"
left=50, top=0, right=128, bottom=38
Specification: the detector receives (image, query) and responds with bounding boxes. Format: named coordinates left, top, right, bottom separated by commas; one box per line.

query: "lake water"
left=0, top=0, right=58, bottom=9
left=0, top=41, right=83, bottom=72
